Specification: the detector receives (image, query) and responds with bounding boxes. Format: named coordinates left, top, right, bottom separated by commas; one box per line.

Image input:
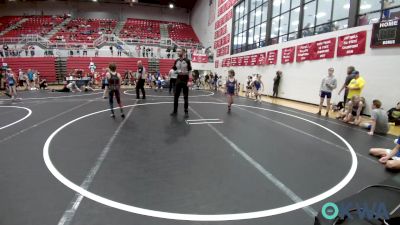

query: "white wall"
left=0, top=1, right=189, bottom=23
left=213, top=25, right=400, bottom=114
left=190, top=0, right=215, bottom=49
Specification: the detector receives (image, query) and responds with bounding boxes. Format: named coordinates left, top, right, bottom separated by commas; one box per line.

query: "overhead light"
left=360, top=4, right=371, bottom=10
left=316, top=12, right=326, bottom=18
left=93, top=0, right=97, bottom=2
left=169, top=3, right=174, bottom=8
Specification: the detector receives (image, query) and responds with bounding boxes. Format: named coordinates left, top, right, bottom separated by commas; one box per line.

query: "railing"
left=0, top=34, right=204, bottom=52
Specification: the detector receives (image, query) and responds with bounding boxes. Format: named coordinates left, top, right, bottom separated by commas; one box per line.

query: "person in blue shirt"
left=225, top=69, right=237, bottom=112
left=6, top=69, right=17, bottom=100
left=27, top=68, right=34, bottom=89
left=370, top=137, right=400, bottom=169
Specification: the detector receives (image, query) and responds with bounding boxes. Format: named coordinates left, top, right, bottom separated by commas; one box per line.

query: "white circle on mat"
left=0, top=106, right=32, bottom=130
left=43, top=101, right=357, bottom=221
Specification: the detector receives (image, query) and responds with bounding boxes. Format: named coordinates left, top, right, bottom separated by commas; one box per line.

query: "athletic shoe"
left=121, top=114, right=125, bottom=118
left=110, top=114, right=115, bottom=118
left=170, top=112, right=177, bottom=116
left=184, top=110, right=189, bottom=118
left=325, top=112, right=329, bottom=117
left=316, top=111, right=321, bottom=115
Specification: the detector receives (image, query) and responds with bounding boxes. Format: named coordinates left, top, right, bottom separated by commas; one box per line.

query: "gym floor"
left=0, top=89, right=397, bottom=225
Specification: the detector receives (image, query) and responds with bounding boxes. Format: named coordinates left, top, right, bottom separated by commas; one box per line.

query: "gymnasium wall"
left=0, top=1, right=189, bottom=23
left=191, top=1, right=400, bottom=114
left=190, top=0, right=215, bottom=49
left=213, top=25, right=400, bottom=115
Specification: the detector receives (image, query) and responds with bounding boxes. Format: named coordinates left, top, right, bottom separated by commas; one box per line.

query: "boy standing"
left=317, top=68, right=337, bottom=117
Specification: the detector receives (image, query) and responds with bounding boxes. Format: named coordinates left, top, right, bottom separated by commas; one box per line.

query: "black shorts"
left=320, top=91, right=332, bottom=99
left=102, top=84, right=109, bottom=89
left=19, top=80, right=25, bottom=86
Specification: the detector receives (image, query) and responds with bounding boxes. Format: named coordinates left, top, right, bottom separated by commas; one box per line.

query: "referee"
left=170, top=47, right=192, bottom=118
left=136, top=60, right=146, bottom=99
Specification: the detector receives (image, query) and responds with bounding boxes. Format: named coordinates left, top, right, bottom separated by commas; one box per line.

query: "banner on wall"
left=192, top=54, right=209, bottom=63
left=296, top=43, right=313, bottom=62
left=313, top=38, right=336, bottom=60
left=281, top=47, right=295, bottom=64
left=337, top=31, right=367, bottom=57
left=266, top=50, right=278, bottom=65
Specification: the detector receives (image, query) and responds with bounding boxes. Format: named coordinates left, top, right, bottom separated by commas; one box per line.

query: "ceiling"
left=138, top=0, right=197, bottom=10
left=0, top=0, right=198, bottom=10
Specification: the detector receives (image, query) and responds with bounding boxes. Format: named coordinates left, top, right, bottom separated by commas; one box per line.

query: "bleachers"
left=67, top=57, right=149, bottom=75
left=1, top=16, right=64, bottom=38
left=119, top=18, right=161, bottom=40
left=159, top=59, right=175, bottom=75
left=0, top=16, right=23, bottom=33
left=166, top=22, right=200, bottom=45
left=51, top=18, right=117, bottom=43
left=3, top=57, right=57, bottom=82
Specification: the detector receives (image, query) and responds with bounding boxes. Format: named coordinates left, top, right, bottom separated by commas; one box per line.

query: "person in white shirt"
left=168, top=68, right=177, bottom=94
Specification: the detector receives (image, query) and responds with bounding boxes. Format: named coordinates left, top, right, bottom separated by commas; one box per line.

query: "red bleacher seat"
left=120, top=18, right=161, bottom=40
left=0, top=16, right=23, bottom=34
left=3, top=57, right=57, bottom=82
left=166, top=22, right=200, bottom=45
left=51, top=18, right=117, bottom=43
left=1, top=16, right=64, bottom=38
left=159, top=59, right=175, bottom=75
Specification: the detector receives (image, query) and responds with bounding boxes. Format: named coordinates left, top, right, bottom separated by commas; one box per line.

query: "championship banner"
left=237, top=56, right=244, bottom=66
left=281, top=47, right=295, bottom=64
left=337, top=31, right=367, bottom=57
left=256, top=52, right=266, bottom=65
left=296, top=43, right=313, bottom=62
left=230, top=56, right=238, bottom=66
left=243, top=55, right=251, bottom=66
left=266, top=50, right=278, bottom=65
left=192, top=54, right=208, bottom=63
left=313, top=38, right=336, bottom=60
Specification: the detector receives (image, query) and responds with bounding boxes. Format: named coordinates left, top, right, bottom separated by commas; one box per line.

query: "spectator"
left=341, top=95, right=365, bottom=125
left=346, top=70, right=365, bottom=101
left=18, top=69, right=27, bottom=90
left=360, top=100, right=389, bottom=135
left=3, top=44, right=9, bottom=57
left=109, top=46, right=113, bottom=56
left=338, top=66, right=356, bottom=107
left=95, top=48, right=99, bottom=57
left=82, top=44, right=88, bottom=56
left=39, top=79, right=48, bottom=90
left=388, top=102, right=400, bottom=126
left=272, top=71, right=282, bottom=98
left=168, top=67, right=177, bottom=94
left=142, top=46, right=146, bottom=57
left=117, top=45, right=122, bottom=56
left=370, top=138, right=400, bottom=170
left=317, top=68, right=337, bottom=117
left=29, top=45, right=35, bottom=57
left=27, top=69, right=34, bottom=89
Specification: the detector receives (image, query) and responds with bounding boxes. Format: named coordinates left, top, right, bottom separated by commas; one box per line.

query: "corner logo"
left=322, top=202, right=390, bottom=221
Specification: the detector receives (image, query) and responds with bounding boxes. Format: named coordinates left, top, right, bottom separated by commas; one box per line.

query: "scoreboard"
left=371, top=19, right=400, bottom=48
